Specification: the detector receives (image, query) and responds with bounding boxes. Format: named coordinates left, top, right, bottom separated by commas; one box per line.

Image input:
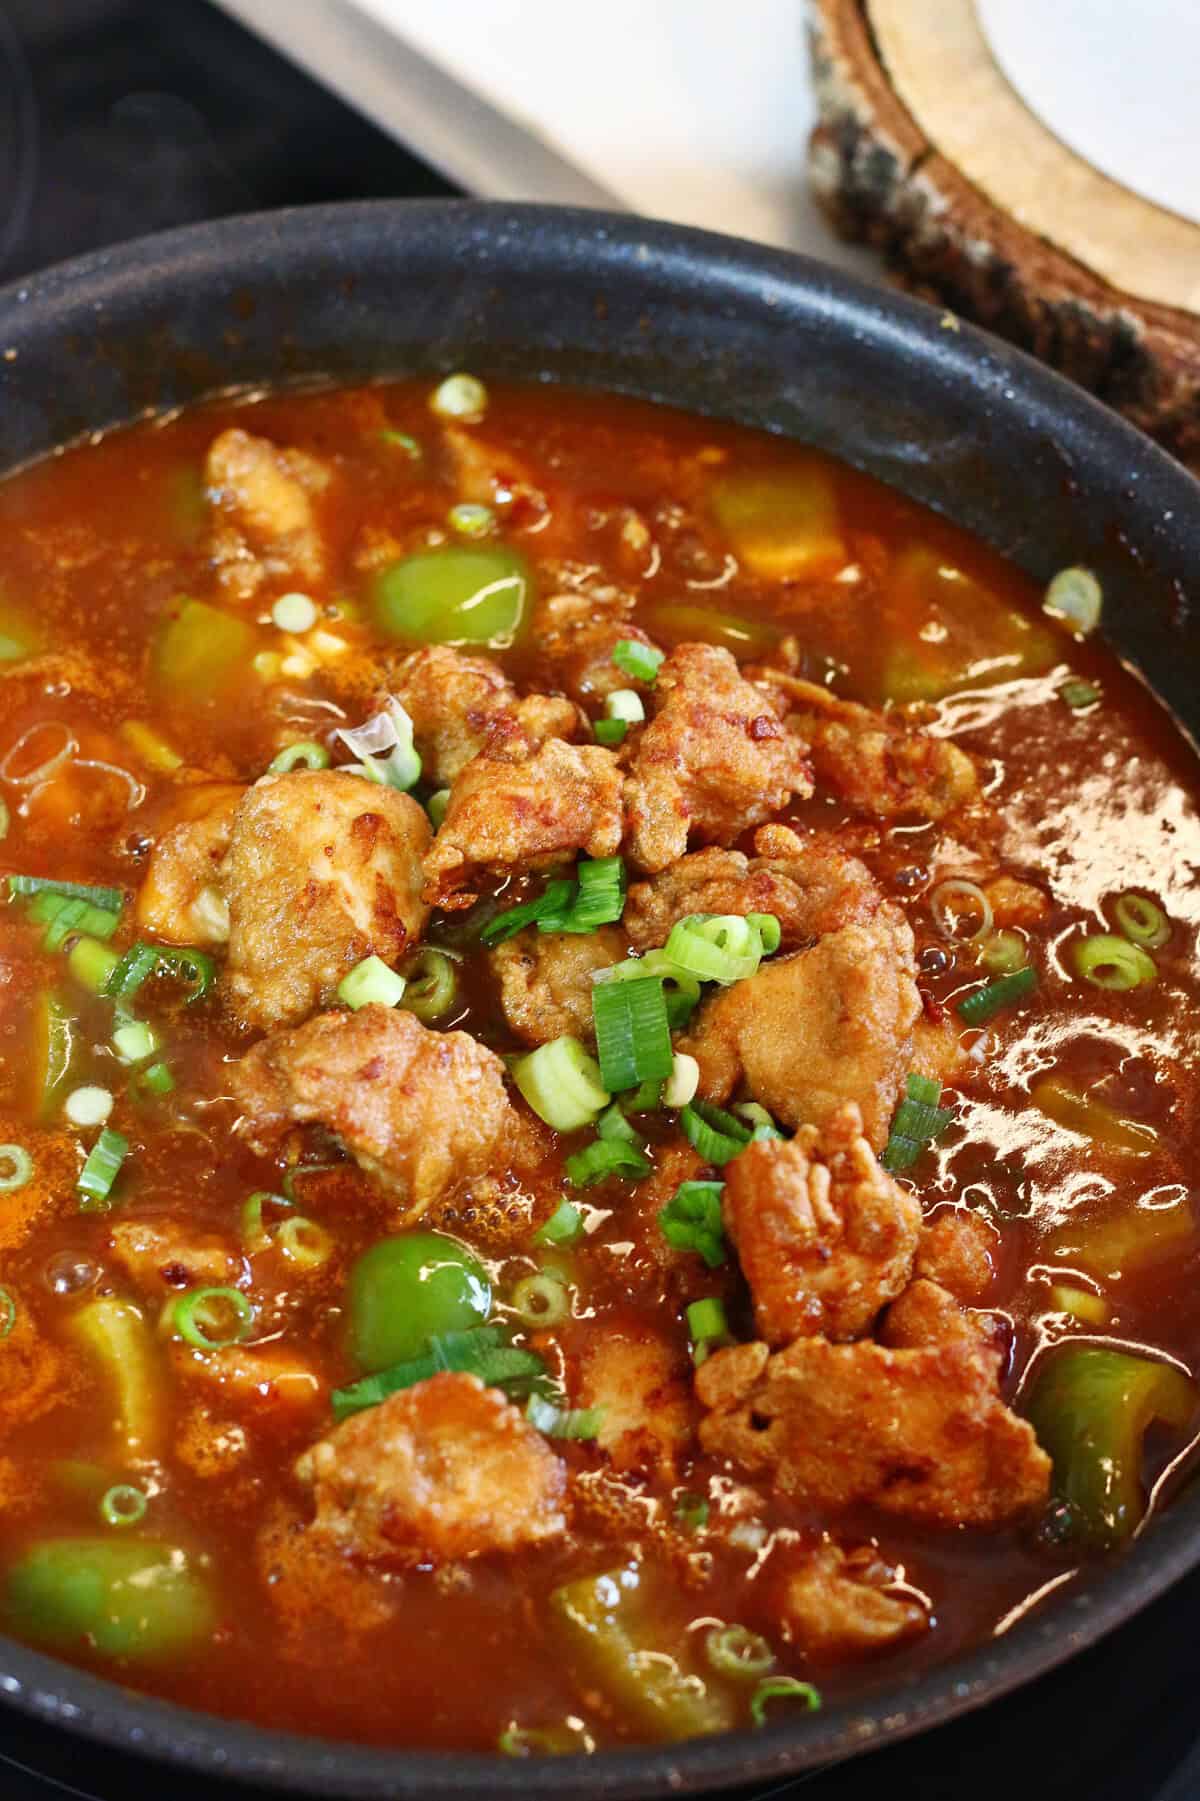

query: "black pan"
left=0, top=200, right=1198, bottom=1800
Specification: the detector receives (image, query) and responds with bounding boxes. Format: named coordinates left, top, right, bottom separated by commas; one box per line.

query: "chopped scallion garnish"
left=956, top=964, right=1038, bottom=1024
left=483, top=858, right=627, bottom=944
left=705, top=1623, right=775, bottom=1681
left=268, top=739, right=330, bottom=774
left=663, top=913, right=768, bottom=985
left=659, top=1179, right=726, bottom=1267
left=611, top=639, right=664, bottom=683
left=679, top=1099, right=752, bottom=1166
left=173, top=1285, right=254, bottom=1350
left=1059, top=678, right=1101, bottom=711
left=593, top=718, right=628, bottom=746
left=880, top=1074, right=953, bottom=1173
left=674, top=1491, right=709, bottom=1531
left=0, top=1287, right=15, bottom=1340
left=26, top=891, right=122, bottom=951
left=565, top=1136, right=651, bottom=1187
left=509, top=1272, right=571, bottom=1328
left=1113, top=892, right=1170, bottom=949
left=592, top=974, right=673, bottom=1093
left=99, top=1483, right=148, bottom=1528
left=749, top=1676, right=821, bottom=1727
left=76, top=1128, right=129, bottom=1211
left=533, top=1200, right=585, bottom=1247
left=0, top=1144, right=33, bottom=1192
left=331, top=1325, right=545, bottom=1421
left=1072, top=933, right=1157, bottom=991
left=525, top=1393, right=603, bottom=1440
left=337, top=955, right=406, bottom=1011
left=686, top=1296, right=733, bottom=1364
left=512, top=1035, right=609, bottom=1133
left=7, top=875, right=123, bottom=912
left=104, top=941, right=215, bottom=1005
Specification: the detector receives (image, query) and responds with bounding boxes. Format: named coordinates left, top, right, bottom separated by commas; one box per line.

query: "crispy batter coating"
left=423, top=732, right=623, bottom=908
left=490, top=923, right=627, bottom=1046
left=387, top=644, right=579, bottom=786
left=576, top=1321, right=696, bottom=1478
left=623, top=645, right=813, bottom=872
left=107, top=1218, right=242, bottom=1296
left=880, top=1277, right=1005, bottom=1359
left=679, top=908, right=921, bottom=1150
left=220, top=770, right=431, bottom=1032
left=135, top=782, right=243, bottom=945
left=771, top=1541, right=927, bottom=1657
left=696, top=1333, right=1050, bottom=1527
left=915, top=1207, right=999, bottom=1303
left=206, top=426, right=331, bottom=601
left=533, top=575, right=657, bottom=701
left=229, top=1004, right=541, bottom=1221
left=751, top=670, right=979, bottom=821
left=295, top=1372, right=567, bottom=1564
left=722, top=1103, right=921, bottom=1343
left=170, top=1342, right=326, bottom=1421
left=624, top=824, right=880, bottom=952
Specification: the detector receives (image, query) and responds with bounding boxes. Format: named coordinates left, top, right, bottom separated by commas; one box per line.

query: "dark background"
left=0, top=1, right=1197, bottom=1796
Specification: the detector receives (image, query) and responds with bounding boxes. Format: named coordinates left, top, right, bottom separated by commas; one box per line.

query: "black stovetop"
left=1, top=2, right=1199, bottom=1796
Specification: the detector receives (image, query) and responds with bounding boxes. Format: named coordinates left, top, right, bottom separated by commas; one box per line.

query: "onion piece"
left=0, top=723, right=78, bottom=787
left=72, top=760, right=146, bottom=811
left=930, top=878, right=993, bottom=944
left=1044, top=566, right=1102, bottom=636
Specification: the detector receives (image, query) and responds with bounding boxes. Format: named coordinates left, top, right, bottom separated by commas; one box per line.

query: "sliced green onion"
left=67, top=935, right=121, bottom=995
left=8, top=876, right=123, bottom=911
left=592, top=975, right=673, bottom=1093
left=1113, top=893, right=1170, bottom=949
left=1044, top=566, right=1102, bottom=636
left=112, top=1019, right=160, bottom=1066
left=659, top=1179, right=726, bottom=1268
left=513, top=1035, right=609, bottom=1133
left=534, top=1201, right=585, bottom=1247
left=268, top=740, right=330, bottom=774
left=750, top=1676, right=821, bottom=1727
left=1060, top=678, right=1101, bottom=710
left=331, top=1326, right=545, bottom=1421
left=662, top=1052, right=700, bottom=1109
left=27, top=892, right=122, bottom=951
left=596, top=1102, right=645, bottom=1146
left=733, top=1101, right=780, bottom=1135
left=338, top=955, right=407, bottom=1011
left=526, top=1393, right=603, bottom=1439
left=481, top=878, right=577, bottom=947
left=561, top=857, right=627, bottom=934
left=881, top=1074, right=953, bottom=1173
left=624, top=1077, right=664, bottom=1111
left=427, top=788, right=451, bottom=829
left=664, top=914, right=762, bottom=985
left=675, top=1491, right=708, bottom=1531
left=399, top=947, right=460, bottom=1021
left=76, top=1129, right=128, bottom=1211
left=448, top=501, right=495, bottom=539
left=131, top=1060, right=175, bottom=1099
left=705, top=1624, right=775, bottom=1682
left=510, top=1272, right=571, bottom=1328
left=104, top=941, right=159, bottom=1001
left=687, top=1296, right=733, bottom=1364
left=599, top=950, right=701, bottom=1031
left=0, top=1287, right=15, bottom=1339
left=241, top=1190, right=292, bottom=1255
left=1072, top=933, right=1158, bottom=991
left=277, top=1215, right=334, bottom=1268
left=566, top=1137, right=651, bottom=1187
left=747, top=913, right=782, bottom=955
left=99, top=1483, right=147, bottom=1529
left=430, top=372, right=487, bottom=421
left=956, top=964, right=1038, bottom=1025
left=978, top=929, right=1026, bottom=975
left=271, top=591, right=318, bottom=633
left=104, top=941, right=214, bottom=1005
left=594, top=718, right=627, bottom=746
left=680, top=1099, right=752, bottom=1167
left=64, top=1086, right=114, bottom=1128
left=606, top=688, right=645, bottom=725
left=381, top=428, right=422, bottom=458
left=611, top=639, right=664, bottom=683
left=0, top=1144, right=33, bottom=1192
left=173, top=1286, right=253, bottom=1351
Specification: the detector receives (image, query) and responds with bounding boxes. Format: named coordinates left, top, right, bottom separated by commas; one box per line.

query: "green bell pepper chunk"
left=372, top=544, right=531, bottom=648
left=6, top=1537, right=214, bottom=1660
left=153, top=597, right=256, bottom=700
left=1025, top=1346, right=1196, bottom=1547
left=549, top=1564, right=735, bottom=1741
left=347, top=1231, right=492, bottom=1373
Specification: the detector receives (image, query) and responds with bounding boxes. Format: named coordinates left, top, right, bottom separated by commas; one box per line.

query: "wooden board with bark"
left=807, top=0, right=1200, bottom=466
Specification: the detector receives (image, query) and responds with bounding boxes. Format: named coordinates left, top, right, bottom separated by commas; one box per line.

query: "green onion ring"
left=1072, top=933, right=1158, bottom=991
left=1113, top=892, right=1170, bottom=950
left=509, top=1272, right=571, bottom=1328
left=173, top=1286, right=254, bottom=1350
left=400, top=946, right=460, bottom=1021
left=276, top=1215, right=334, bottom=1268
left=705, top=1623, right=776, bottom=1682
left=749, top=1676, right=822, bottom=1727
left=0, top=1145, right=33, bottom=1192
left=0, top=1288, right=16, bottom=1339
left=99, top=1483, right=148, bottom=1528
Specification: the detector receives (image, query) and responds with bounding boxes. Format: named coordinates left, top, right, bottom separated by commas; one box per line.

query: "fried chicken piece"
left=423, top=731, right=623, bottom=909
left=135, top=782, right=243, bottom=945
left=915, top=1207, right=999, bottom=1303
left=576, top=1322, right=696, bottom=1478
left=723, top=1103, right=921, bottom=1344
left=624, top=823, right=880, bottom=952
left=490, top=923, right=627, bottom=1046
left=220, top=770, right=431, bottom=1033
left=229, top=1004, right=541, bottom=1222
left=386, top=644, right=579, bottom=787
left=107, top=1219, right=241, bottom=1297
left=751, top=670, right=978, bottom=821
left=533, top=574, right=658, bottom=702
left=771, top=1541, right=927, bottom=1657
left=170, top=1342, right=325, bottom=1421
left=679, top=907, right=921, bottom=1150
left=205, top=426, right=331, bottom=601
left=623, top=644, right=813, bottom=872
left=696, top=1332, right=1049, bottom=1528
left=880, top=1277, right=1006, bottom=1361
left=295, top=1372, right=566, bottom=1564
